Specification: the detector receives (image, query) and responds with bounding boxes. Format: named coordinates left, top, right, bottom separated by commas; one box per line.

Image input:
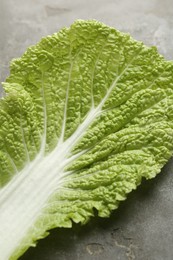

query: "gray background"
left=0, top=0, right=173, bottom=259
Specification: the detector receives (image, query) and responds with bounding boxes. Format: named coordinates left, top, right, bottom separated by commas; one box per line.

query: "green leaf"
left=0, top=20, right=173, bottom=260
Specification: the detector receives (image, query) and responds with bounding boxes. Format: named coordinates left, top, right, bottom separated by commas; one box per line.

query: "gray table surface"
left=1, top=0, right=173, bottom=259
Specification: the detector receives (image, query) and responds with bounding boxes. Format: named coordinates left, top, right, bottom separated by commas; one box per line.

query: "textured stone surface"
left=1, top=0, right=173, bottom=259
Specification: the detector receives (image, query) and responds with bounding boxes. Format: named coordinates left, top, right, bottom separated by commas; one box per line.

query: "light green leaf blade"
left=0, top=20, right=173, bottom=260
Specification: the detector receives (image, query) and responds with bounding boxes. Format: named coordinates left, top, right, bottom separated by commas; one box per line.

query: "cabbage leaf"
left=0, top=20, right=173, bottom=260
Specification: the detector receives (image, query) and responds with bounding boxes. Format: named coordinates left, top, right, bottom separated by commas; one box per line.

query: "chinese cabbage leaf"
left=0, top=20, right=173, bottom=260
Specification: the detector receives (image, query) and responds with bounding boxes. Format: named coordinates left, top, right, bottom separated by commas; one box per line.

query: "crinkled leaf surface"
left=0, top=20, right=173, bottom=260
